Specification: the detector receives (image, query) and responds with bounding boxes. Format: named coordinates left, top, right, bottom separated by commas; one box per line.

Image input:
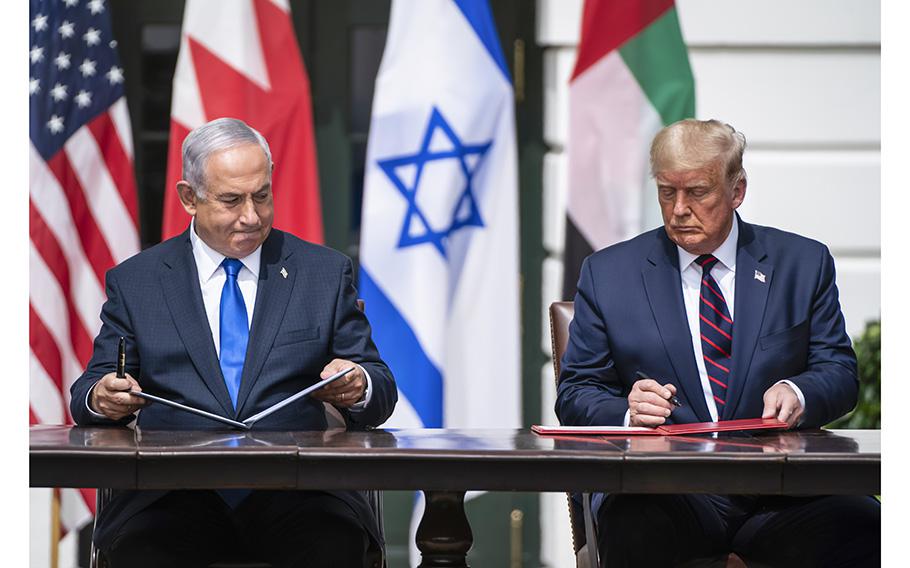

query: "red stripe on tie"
left=714, top=395, right=726, bottom=406
left=704, top=355, right=730, bottom=373
left=700, top=294, right=733, bottom=324
left=700, top=314, right=732, bottom=340
left=698, top=256, right=714, bottom=267
left=701, top=334, right=731, bottom=358
left=702, top=279, right=727, bottom=304
left=708, top=375, right=727, bottom=389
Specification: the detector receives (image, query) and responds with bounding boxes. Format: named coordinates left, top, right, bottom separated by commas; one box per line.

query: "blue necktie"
left=218, top=259, right=251, bottom=507
left=697, top=254, right=734, bottom=413
left=219, top=258, right=248, bottom=409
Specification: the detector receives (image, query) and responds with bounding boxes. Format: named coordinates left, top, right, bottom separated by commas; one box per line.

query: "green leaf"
left=826, top=320, right=880, bottom=429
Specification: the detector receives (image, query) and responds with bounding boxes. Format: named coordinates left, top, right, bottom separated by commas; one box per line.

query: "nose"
left=673, top=192, right=691, bottom=217
left=238, top=197, right=259, bottom=225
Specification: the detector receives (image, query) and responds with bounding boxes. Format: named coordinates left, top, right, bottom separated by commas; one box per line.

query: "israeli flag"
left=359, top=0, right=521, bottom=433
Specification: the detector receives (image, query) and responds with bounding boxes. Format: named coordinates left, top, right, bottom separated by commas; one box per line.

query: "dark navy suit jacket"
left=556, top=216, right=857, bottom=429
left=70, top=227, right=397, bottom=549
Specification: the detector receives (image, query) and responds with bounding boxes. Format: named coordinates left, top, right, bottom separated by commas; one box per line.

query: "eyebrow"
left=216, top=184, right=271, bottom=199
left=658, top=181, right=713, bottom=189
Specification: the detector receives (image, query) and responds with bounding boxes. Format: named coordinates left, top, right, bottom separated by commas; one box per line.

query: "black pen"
left=635, top=370, right=682, bottom=407
left=116, top=337, right=126, bottom=379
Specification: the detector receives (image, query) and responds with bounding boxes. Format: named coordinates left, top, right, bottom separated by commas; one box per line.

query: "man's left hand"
left=762, top=382, right=803, bottom=428
left=311, top=359, right=366, bottom=409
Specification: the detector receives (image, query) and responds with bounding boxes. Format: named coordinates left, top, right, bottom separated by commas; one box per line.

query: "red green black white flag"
left=563, top=0, right=695, bottom=298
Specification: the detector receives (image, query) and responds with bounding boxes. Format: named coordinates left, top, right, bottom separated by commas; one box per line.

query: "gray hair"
left=181, top=117, right=273, bottom=198
left=650, top=119, right=747, bottom=186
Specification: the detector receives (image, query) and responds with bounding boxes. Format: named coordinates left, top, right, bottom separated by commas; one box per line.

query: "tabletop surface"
left=29, top=425, right=881, bottom=453
left=30, top=426, right=880, bottom=494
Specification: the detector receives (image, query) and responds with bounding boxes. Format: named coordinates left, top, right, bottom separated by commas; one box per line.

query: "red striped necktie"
left=697, top=254, right=733, bottom=409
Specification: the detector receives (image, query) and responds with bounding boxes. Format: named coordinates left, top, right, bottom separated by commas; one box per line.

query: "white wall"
left=536, top=1, right=880, bottom=566
left=30, top=488, right=78, bottom=568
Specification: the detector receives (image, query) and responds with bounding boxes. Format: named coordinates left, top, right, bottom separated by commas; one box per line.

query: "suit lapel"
left=235, top=231, right=296, bottom=415
left=642, top=233, right=713, bottom=422
left=160, top=230, right=235, bottom=416
left=724, top=220, right=773, bottom=419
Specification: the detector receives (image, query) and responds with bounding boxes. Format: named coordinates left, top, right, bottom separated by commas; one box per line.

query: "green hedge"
left=826, top=320, right=880, bottom=429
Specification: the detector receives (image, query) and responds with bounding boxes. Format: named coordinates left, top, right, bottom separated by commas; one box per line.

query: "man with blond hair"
left=557, top=119, right=879, bottom=566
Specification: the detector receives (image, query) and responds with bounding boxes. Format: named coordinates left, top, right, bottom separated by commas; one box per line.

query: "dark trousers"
left=596, top=494, right=880, bottom=567
left=104, top=490, right=370, bottom=568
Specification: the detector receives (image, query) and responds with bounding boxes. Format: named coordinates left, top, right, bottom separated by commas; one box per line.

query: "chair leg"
left=91, top=488, right=112, bottom=568
left=582, top=493, right=600, bottom=568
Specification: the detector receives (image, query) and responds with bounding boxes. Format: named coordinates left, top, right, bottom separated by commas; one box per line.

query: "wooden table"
left=30, top=426, right=880, bottom=566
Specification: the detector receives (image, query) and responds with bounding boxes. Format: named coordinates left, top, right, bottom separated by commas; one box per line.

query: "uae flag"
left=161, top=0, right=323, bottom=243
left=562, top=0, right=694, bottom=298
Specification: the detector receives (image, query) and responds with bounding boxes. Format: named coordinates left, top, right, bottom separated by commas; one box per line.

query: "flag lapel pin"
left=754, top=270, right=766, bottom=283
left=280, top=267, right=288, bottom=279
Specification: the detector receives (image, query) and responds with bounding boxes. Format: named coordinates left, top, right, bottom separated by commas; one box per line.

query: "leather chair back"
left=548, top=301, right=574, bottom=382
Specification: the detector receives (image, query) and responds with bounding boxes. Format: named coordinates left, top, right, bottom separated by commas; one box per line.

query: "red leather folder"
left=531, top=417, right=788, bottom=436
left=656, top=417, right=788, bottom=435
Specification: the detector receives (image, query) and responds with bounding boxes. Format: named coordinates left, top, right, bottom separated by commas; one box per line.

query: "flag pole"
left=50, top=489, right=60, bottom=568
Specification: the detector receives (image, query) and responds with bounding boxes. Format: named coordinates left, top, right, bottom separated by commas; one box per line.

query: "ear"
left=176, top=181, right=199, bottom=216
left=731, top=175, right=747, bottom=209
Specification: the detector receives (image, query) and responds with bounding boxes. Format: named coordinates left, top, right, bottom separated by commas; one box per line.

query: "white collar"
left=676, top=217, right=739, bottom=273
left=189, top=219, right=262, bottom=283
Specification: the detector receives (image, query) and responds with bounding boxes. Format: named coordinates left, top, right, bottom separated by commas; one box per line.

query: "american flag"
left=29, top=0, right=139, bottom=536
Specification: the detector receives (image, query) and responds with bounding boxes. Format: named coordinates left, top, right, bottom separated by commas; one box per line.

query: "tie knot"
left=697, top=254, right=719, bottom=273
left=222, top=258, right=243, bottom=279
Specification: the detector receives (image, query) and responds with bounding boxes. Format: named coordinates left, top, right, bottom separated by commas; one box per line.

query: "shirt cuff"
left=85, top=381, right=109, bottom=420
left=348, top=365, right=373, bottom=412
left=623, top=409, right=631, bottom=427
left=776, top=379, right=807, bottom=423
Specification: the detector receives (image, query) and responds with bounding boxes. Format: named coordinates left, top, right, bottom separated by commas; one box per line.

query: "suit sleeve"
left=555, top=257, right=630, bottom=426
left=788, top=246, right=859, bottom=428
left=69, top=268, right=138, bottom=426
left=331, top=258, right=397, bottom=429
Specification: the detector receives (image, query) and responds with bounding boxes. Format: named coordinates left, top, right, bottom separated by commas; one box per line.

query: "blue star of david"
left=377, top=107, right=492, bottom=259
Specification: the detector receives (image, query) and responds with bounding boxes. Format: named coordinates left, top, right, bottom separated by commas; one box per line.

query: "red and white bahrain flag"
left=562, top=0, right=694, bottom=298
left=29, top=0, right=141, bottom=531
left=162, top=0, right=323, bottom=242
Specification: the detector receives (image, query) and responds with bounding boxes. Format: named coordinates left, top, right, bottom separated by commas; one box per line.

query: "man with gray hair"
left=71, top=117, right=397, bottom=567
left=556, top=119, right=879, bottom=566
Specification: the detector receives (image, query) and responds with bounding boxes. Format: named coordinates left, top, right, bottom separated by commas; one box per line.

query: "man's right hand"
left=89, top=373, right=147, bottom=421
left=628, top=379, right=677, bottom=427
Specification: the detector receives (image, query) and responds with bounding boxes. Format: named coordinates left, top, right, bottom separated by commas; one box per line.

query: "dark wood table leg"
left=416, top=490, right=473, bottom=567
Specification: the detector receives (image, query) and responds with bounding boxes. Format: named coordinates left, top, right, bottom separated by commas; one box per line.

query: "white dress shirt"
left=626, top=221, right=804, bottom=424
left=88, top=220, right=371, bottom=416
left=191, top=220, right=260, bottom=355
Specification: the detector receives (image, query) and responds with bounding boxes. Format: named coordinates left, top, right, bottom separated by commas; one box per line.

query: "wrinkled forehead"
left=204, top=144, right=271, bottom=180
left=654, top=160, right=724, bottom=186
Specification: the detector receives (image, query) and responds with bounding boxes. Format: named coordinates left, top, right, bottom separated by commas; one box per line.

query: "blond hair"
left=650, top=119, right=747, bottom=185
